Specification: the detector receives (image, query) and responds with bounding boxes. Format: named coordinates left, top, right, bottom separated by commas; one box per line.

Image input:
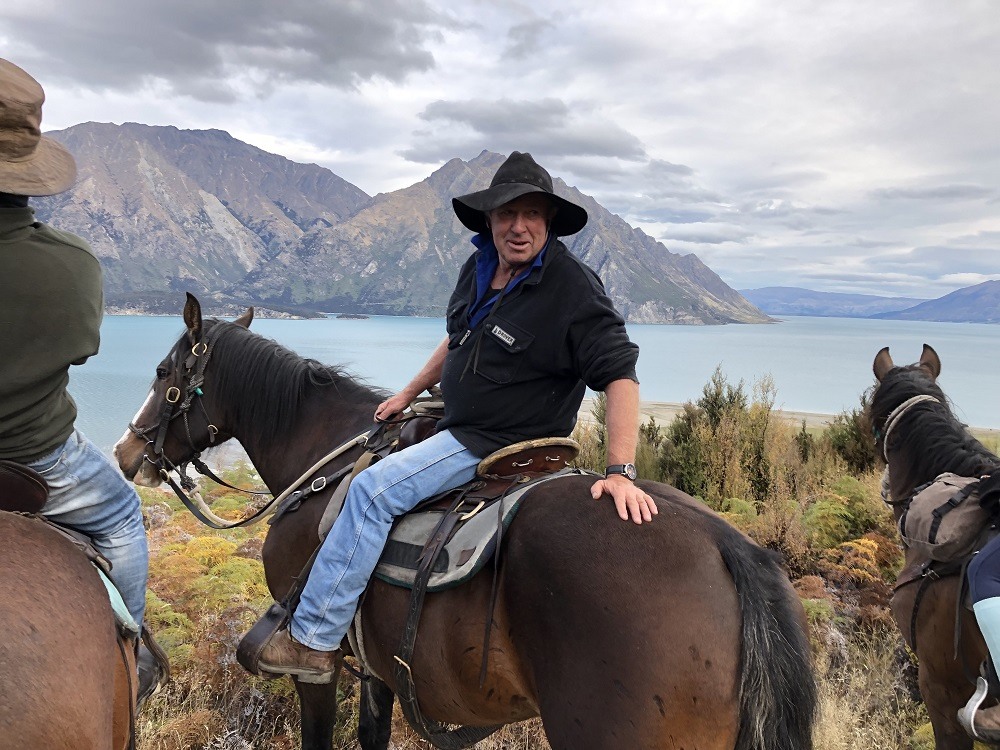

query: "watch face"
left=608, top=464, right=638, bottom=480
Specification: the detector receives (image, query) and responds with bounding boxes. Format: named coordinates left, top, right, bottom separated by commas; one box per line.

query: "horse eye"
left=156, top=366, right=169, bottom=380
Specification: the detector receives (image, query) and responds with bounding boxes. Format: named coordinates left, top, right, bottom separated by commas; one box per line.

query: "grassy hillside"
left=134, top=371, right=999, bottom=748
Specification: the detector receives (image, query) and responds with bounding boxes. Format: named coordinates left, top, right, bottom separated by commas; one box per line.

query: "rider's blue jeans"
left=27, top=429, right=149, bottom=628
left=291, top=429, right=480, bottom=651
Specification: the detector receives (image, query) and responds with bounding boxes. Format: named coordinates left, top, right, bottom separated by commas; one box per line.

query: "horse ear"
left=233, top=307, right=254, bottom=329
left=183, top=293, right=203, bottom=343
left=873, top=347, right=894, bottom=382
left=919, top=344, right=941, bottom=381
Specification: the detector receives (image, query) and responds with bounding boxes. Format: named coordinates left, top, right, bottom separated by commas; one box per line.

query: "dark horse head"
left=871, top=343, right=998, bottom=506
left=114, top=293, right=383, bottom=489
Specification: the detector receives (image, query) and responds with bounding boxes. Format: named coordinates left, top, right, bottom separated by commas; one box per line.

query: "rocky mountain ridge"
left=35, top=123, right=768, bottom=324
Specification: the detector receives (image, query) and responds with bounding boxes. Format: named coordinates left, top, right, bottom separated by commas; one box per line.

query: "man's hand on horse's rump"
left=591, top=474, right=658, bottom=524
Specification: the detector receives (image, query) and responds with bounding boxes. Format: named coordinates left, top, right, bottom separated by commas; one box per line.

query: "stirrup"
left=136, top=627, right=170, bottom=708
left=958, top=676, right=991, bottom=739
left=237, top=602, right=290, bottom=678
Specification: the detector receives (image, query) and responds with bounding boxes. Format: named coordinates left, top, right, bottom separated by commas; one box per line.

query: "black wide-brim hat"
left=452, top=151, right=588, bottom=236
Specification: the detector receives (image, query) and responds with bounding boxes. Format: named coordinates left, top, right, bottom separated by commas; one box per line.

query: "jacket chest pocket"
left=472, top=316, right=535, bottom=384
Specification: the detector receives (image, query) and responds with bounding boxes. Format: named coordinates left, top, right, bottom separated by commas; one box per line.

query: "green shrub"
left=826, top=390, right=877, bottom=475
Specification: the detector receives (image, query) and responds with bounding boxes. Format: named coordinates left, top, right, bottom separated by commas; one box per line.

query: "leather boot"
left=256, top=628, right=340, bottom=684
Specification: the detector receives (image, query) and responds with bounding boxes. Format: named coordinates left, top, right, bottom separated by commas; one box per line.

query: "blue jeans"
left=28, top=429, right=149, bottom=628
left=291, top=429, right=480, bottom=650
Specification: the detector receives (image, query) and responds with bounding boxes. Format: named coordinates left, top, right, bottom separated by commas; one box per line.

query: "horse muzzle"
left=113, top=432, right=162, bottom=486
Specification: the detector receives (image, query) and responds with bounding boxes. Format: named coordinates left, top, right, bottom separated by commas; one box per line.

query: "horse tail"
left=718, top=531, right=816, bottom=750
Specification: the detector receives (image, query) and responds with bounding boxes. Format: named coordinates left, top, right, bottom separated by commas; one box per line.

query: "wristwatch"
left=605, top=463, right=638, bottom=481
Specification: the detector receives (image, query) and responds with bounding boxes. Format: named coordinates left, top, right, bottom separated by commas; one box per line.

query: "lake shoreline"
left=582, top=398, right=999, bottom=439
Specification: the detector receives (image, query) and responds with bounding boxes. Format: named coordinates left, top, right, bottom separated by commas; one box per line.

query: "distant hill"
left=34, top=124, right=769, bottom=324
left=740, top=287, right=927, bottom=317
left=873, top=280, right=1000, bottom=323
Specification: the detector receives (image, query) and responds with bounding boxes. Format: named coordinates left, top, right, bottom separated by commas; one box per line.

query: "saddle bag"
left=0, top=459, right=49, bottom=513
left=899, top=473, right=993, bottom=562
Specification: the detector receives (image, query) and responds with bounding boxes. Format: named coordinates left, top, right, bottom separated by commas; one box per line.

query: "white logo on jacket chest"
left=490, top=325, right=515, bottom=346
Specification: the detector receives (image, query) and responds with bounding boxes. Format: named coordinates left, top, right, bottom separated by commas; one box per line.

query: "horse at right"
left=872, top=344, right=1000, bottom=748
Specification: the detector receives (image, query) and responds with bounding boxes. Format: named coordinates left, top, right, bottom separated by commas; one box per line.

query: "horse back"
left=359, top=475, right=746, bottom=747
left=0, top=512, right=121, bottom=750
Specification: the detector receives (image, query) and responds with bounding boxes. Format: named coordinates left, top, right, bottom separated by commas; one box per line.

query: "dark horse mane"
left=872, top=365, right=999, bottom=489
left=198, top=318, right=387, bottom=448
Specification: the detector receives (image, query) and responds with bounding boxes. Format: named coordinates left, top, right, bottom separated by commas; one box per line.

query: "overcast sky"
left=3, top=0, right=998, bottom=298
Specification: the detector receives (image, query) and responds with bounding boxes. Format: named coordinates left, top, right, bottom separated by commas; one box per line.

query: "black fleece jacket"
left=438, top=239, right=639, bottom=458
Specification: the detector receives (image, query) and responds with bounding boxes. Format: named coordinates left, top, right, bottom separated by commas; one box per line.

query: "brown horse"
left=872, top=344, right=1000, bottom=750
left=0, top=510, right=136, bottom=750
left=114, top=294, right=816, bottom=750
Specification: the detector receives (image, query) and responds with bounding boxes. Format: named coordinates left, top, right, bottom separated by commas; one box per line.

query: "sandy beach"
left=579, top=398, right=1000, bottom=441
left=579, top=398, right=839, bottom=430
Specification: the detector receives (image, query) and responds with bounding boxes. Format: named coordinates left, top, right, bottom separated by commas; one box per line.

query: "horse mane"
left=201, top=319, right=387, bottom=447
left=872, top=366, right=998, bottom=483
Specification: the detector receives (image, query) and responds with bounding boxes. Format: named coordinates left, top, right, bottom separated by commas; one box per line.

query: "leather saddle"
left=0, top=459, right=49, bottom=513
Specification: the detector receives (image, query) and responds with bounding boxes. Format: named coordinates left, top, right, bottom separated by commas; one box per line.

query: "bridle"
left=127, top=323, right=274, bottom=527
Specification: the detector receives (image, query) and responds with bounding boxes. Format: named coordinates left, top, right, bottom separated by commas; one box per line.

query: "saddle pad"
left=373, top=468, right=589, bottom=592
left=96, top=565, right=140, bottom=638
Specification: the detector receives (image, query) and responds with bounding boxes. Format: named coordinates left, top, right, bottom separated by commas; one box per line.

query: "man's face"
left=487, top=193, right=555, bottom=271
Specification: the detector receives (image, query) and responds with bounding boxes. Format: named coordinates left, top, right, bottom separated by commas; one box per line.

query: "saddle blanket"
left=373, top=467, right=589, bottom=592
left=97, top=565, right=140, bottom=638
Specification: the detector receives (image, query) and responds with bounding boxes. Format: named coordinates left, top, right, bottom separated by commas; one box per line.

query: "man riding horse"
left=255, top=151, right=658, bottom=681
left=0, top=58, right=164, bottom=702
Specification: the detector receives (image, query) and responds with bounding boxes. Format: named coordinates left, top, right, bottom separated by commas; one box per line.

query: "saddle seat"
left=0, top=459, right=49, bottom=513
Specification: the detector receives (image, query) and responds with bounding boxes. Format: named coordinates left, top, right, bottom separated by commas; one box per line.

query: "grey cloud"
left=403, top=97, right=647, bottom=162
left=732, top=170, right=828, bottom=194
left=506, top=18, right=555, bottom=59
left=647, top=159, right=695, bottom=178
left=869, top=184, right=994, bottom=201
left=1, top=0, right=449, bottom=101
left=659, top=225, right=753, bottom=244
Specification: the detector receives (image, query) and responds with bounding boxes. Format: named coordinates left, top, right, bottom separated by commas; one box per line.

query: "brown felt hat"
left=452, top=151, right=588, bottom=236
left=0, top=59, right=76, bottom=196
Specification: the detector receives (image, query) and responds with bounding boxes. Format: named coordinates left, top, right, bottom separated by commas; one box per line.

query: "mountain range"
left=34, top=123, right=768, bottom=325
left=742, top=284, right=999, bottom=323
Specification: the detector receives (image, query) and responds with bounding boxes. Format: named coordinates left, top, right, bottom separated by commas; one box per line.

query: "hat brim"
left=453, top=182, right=588, bottom=236
left=0, top=136, right=77, bottom=196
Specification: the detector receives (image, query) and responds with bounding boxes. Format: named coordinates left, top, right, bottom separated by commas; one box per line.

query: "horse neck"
left=201, top=325, right=383, bottom=492
left=231, top=388, right=378, bottom=493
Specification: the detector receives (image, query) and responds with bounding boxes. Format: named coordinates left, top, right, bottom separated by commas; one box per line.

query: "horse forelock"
left=199, top=319, right=386, bottom=446
left=873, top=366, right=998, bottom=487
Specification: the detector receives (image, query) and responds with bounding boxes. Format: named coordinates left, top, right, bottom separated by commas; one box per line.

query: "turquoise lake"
left=69, top=314, right=1000, bottom=454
